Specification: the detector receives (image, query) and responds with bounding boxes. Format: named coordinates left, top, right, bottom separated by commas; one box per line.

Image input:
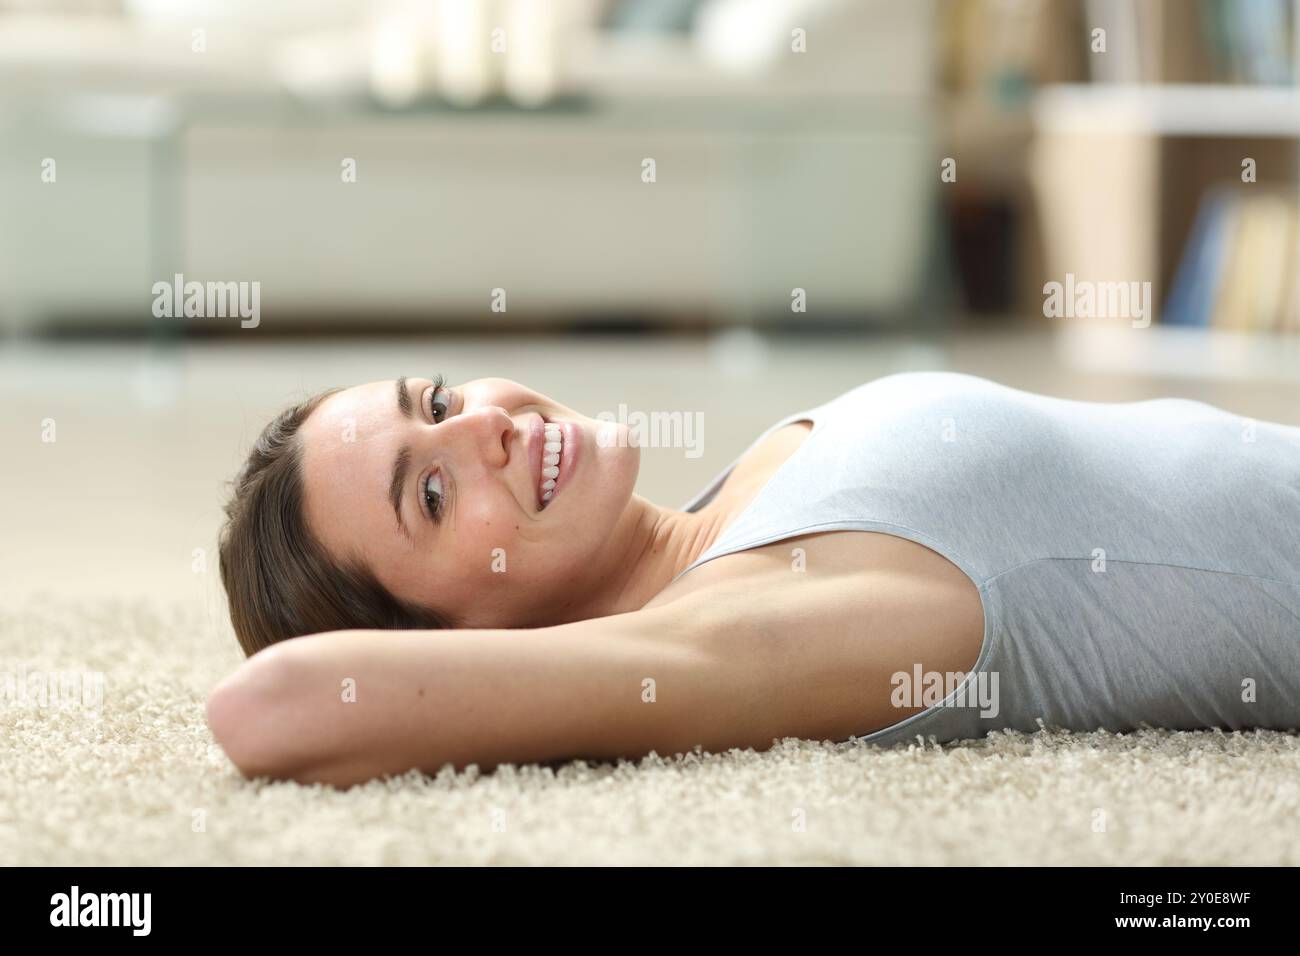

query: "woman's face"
left=299, top=376, right=639, bottom=628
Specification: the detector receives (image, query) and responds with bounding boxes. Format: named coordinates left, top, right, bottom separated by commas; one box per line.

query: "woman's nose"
left=459, top=404, right=513, bottom=465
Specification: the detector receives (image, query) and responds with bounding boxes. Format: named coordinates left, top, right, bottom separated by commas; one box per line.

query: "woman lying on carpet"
left=206, top=372, right=1300, bottom=788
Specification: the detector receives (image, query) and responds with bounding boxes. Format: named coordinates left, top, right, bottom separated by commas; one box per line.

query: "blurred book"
left=1070, top=0, right=1299, bottom=84
left=1162, top=188, right=1236, bottom=328
left=1164, top=187, right=1299, bottom=333
left=1198, top=0, right=1294, bottom=84
left=1234, top=0, right=1294, bottom=83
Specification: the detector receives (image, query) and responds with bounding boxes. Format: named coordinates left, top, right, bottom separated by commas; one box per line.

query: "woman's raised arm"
left=205, top=598, right=751, bottom=788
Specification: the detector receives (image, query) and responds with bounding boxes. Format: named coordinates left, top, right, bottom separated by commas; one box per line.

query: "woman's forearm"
left=206, top=628, right=553, bottom=786
left=204, top=614, right=719, bottom=788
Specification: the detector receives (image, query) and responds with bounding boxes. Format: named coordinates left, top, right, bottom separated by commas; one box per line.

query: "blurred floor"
left=2, top=325, right=1297, bottom=616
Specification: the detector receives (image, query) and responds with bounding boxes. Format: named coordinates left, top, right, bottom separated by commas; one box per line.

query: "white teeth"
left=540, top=420, right=564, bottom=506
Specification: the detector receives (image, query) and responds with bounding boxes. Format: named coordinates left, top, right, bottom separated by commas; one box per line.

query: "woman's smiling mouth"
left=532, top=414, right=580, bottom=511
left=540, top=420, right=563, bottom=504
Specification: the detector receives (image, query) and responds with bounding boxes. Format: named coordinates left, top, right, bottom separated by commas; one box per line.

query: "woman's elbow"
left=206, top=645, right=303, bottom=780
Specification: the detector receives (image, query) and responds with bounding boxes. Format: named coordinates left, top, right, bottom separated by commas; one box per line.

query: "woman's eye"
left=428, top=388, right=450, bottom=423
left=423, top=471, right=445, bottom=520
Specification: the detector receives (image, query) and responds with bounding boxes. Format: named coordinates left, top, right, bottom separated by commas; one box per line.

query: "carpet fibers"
left=2, top=596, right=1298, bottom=866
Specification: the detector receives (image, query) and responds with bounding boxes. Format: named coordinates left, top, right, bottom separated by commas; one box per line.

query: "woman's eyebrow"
left=388, top=377, right=416, bottom=543
left=394, top=376, right=414, bottom=419
left=389, top=445, right=413, bottom=543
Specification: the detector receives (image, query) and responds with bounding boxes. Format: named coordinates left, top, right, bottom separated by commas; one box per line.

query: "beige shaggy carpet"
left=2, top=594, right=1298, bottom=866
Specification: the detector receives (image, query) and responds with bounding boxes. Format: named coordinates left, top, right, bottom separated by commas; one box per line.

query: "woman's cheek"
left=460, top=512, right=526, bottom=577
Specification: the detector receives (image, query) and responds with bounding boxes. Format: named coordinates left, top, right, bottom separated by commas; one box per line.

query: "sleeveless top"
left=671, top=371, right=1300, bottom=748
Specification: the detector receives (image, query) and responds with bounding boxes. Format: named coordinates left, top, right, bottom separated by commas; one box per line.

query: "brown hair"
left=217, top=387, right=456, bottom=657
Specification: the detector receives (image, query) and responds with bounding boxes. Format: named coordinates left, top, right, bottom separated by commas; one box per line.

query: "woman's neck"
left=541, top=494, right=728, bottom=626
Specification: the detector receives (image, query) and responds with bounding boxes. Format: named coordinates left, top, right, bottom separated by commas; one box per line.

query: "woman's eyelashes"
left=427, top=374, right=450, bottom=423
left=423, top=470, right=446, bottom=521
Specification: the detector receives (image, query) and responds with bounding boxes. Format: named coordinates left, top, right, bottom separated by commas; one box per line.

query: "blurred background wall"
left=2, top=0, right=1300, bottom=349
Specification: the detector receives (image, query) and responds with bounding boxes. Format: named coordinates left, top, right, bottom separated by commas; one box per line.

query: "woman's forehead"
left=314, top=381, right=392, bottom=427
left=300, top=385, right=390, bottom=472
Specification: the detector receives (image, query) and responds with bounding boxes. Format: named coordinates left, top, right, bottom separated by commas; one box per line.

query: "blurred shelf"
left=1055, top=322, right=1300, bottom=383
left=1033, top=84, right=1300, bottom=137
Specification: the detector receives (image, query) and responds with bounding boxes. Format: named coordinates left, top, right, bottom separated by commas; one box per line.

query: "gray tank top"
left=672, top=371, right=1300, bottom=748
